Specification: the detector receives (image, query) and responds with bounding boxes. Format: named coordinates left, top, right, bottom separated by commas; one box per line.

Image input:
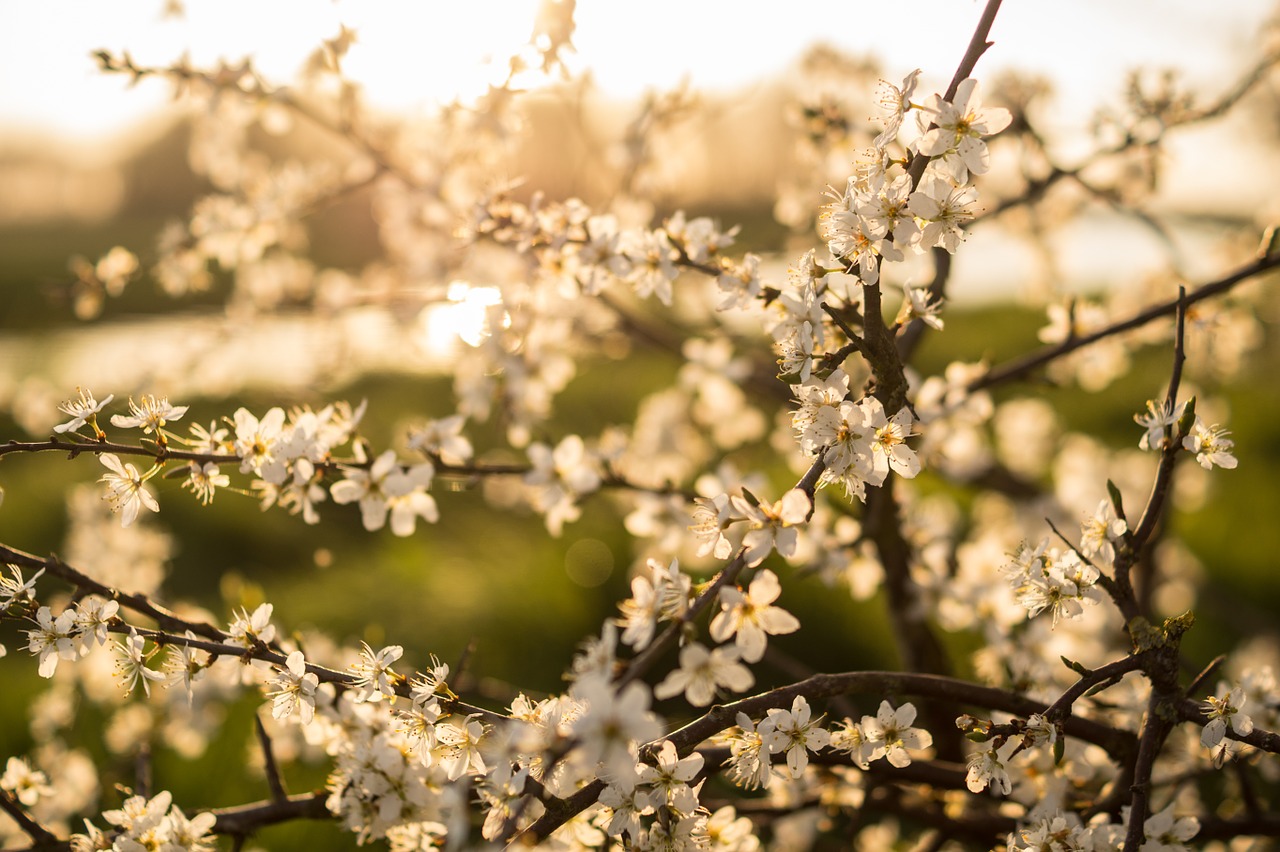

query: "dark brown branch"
left=518, top=670, right=1136, bottom=844
left=0, top=542, right=227, bottom=643
left=1176, top=698, right=1280, bottom=755
left=1042, top=652, right=1149, bottom=725
left=974, top=50, right=1280, bottom=229
left=1128, top=289, right=1189, bottom=552
left=613, top=551, right=749, bottom=689
left=1, top=541, right=505, bottom=725
left=0, top=436, right=240, bottom=465
left=895, top=248, right=952, bottom=360
left=905, top=0, right=1005, bottom=190
left=0, top=788, right=59, bottom=848
left=254, top=714, right=290, bottom=803
left=968, top=253, right=1280, bottom=393
left=210, top=791, right=332, bottom=837
left=1124, top=693, right=1175, bottom=848
left=1195, top=814, right=1280, bottom=841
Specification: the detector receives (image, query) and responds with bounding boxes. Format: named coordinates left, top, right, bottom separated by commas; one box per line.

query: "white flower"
left=102, top=789, right=172, bottom=834
left=98, top=453, right=159, bottom=527
left=270, top=650, right=320, bottom=724
left=828, top=717, right=870, bottom=768
left=637, top=740, right=704, bottom=814
left=570, top=676, right=663, bottom=778
left=724, top=712, right=772, bottom=790
left=435, top=715, right=488, bottom=780
left=1018, top=549, right=1103, bottom=625
left=167, top=806, right=218, bottom=851
left=26, top=605, right=80, bottom=678
left=858, top=172, right=919, bottom=250
left=810, top=400, right=877, bottom=499
left=1009, top=812, right=1087, bottom=852
left=52, top=387, right=113, bottom=436
left=705, top=805, right=759, bottom=851
left=260, top=458, right=327, bottom=524
left=162, top=634, right=208, bottom=704
left=599, top=766, right=656, bottom=839
left=863, top=398, right=920, bottom=483
left=1135, top=399, right=1183, bottom=451
left=731, top=489, right=811, bottom=567
left=1141, top=802, right=1200, bottom=851
left=709, top=569, right=800, bottom=663
left=349, top=642, right=403, bottom=702
left=914, top=77, right=1012, bottom=183
left=1079, top=499, right=1127, bottom=563
left=0, top=565, right=43, bottom=615
left=114, top=630, right=165, bottom=696
left=227, top=603, right=276, bottom=649
left=384, top=464, right=438, bottom=536
left=525, top=434, right=602, bottom=536
left=1021, top=713, right=1058, bottom=748
left=407, top=415, right=473, bottom=466
left=965, top=738, right=1020, bottom=795
left=617, top=558, right=693, bottom=651
left=895, top=283, right=944, bottom=330
left=759, top=695, right=830, bottom=778
left=1, top=757, right=53, bottom=806
left=908, top=175, right=977, bottom=253
left=818, top=177, right=900, bottom=285
left=874, top=69, right=921, bottom=148
left=233, top=406, right=290, bottom=484
left=181, top=461, right=230, bottom=506
left=654, top=642, right=754, bottom=707
left=859, top=700, right=932, bottom=768
left=1201, top=684, right=1253, bottom=749
left=639, top=812, right=707, bottom=851
left=332, top=449, right=437, bottom=535
left=71, top=596, right=119, bottom=653
left=1182, top=417, right=1237, bottom=470
left=110, top=394, right=188, bottom=434
left=689, top=494, right=734, bottom=559
left=620, top=228, right=679, bottom=305
left=409, top=655, right=451, bottom=709
left=329, top=450, right=388, bottom=521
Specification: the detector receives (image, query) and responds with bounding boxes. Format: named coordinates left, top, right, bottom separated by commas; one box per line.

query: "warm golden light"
left=1, top=0, right=1266, bottom=142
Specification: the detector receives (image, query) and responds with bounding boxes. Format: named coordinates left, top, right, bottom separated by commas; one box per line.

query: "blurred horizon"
left=2, top=0, right=1278, bottom=400
left=5, top=0, right=1274, bottom=216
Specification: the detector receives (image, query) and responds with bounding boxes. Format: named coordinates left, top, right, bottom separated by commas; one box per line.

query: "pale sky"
left=0, top=0, right=1268, bottom=146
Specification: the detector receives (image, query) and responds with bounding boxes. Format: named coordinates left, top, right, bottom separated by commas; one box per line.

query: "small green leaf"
left=1084, top=676, right=1119, bottom=697
left=1258, top=224, right=1279, bottom=259
left=1106, top=479, right=1126, bottom=520
left=1177, top=397, right=1197, bottom=436
left=776, top=368, right=805, bottom=385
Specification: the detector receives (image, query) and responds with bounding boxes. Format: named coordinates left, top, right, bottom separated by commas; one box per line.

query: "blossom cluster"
left=1000, top=538, right=1105, bottom=626
left=46, top=389, right=471, bottom=538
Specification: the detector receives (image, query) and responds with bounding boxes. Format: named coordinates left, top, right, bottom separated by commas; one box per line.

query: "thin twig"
left=0, top=788, right=60, bottom=848
left=254, top=714, right=290, bottom=804
left=969, top=253, right=1280, bottom=393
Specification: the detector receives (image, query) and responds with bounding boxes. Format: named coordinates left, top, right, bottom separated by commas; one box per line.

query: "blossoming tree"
left=2, top=1, right=1280, bottom=849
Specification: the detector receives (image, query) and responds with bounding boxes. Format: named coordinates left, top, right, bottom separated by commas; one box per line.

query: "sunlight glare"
left=341, top=3, right=544, bottom=112
left=419, top=282, right=505, bottom=358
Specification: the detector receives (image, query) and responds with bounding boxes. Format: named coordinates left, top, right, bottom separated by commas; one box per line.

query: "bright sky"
left=0, top=0, right=1268, bottom=146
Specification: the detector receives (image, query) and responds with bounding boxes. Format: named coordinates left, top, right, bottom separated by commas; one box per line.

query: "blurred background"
left=2, top=1, right=1280, bottom=847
